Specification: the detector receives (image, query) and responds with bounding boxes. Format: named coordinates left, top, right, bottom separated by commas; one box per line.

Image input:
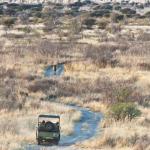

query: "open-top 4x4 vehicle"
left=36, top=114, right=60, bottom=145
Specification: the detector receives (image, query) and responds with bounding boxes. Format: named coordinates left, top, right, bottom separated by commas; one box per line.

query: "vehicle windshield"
left=39, top=117, right=59, bottom=124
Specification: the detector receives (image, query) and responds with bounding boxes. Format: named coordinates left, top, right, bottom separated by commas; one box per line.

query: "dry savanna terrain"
left=0, top=1, right=150, bottom=150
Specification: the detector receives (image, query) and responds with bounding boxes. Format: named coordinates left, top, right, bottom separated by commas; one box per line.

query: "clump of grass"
left=84, top=44, right=117, bottom=68
left=94, top=77, right=143, bottom=104
left=28, top=79, right=58, bottom=93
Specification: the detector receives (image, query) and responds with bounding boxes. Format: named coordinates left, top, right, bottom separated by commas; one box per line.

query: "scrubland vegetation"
left=0, top=1, right=150, bottom=150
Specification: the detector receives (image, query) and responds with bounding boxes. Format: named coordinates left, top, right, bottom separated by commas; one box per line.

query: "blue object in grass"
left=44, top=64, right=64, bottom=77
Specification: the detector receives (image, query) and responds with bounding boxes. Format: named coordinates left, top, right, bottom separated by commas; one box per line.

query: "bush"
left=82, top=18, right=96, bottom=29
left=107, top=23, right=121, bottom=33
left=109, top=102, right=141, bottom=121
left=95, top=77, right=143, bottom=104
left=0, top=100, right=22, bottom=110
left=138, top=62, right=150, bottom=71
left=114, top=5, right=121, bottom=11
left=111, top=12, right=124, bottom=23
left=137, top=33, right=150, bottom=41
left=91, top=9, right=111, bottom=17
left=0, top=68, right=16, bottom=78
left=144, top=11, right=150, bottom=18
left=28, top=79, right=58, bottom=93
left=98, top=19, right=109, bottom=29
left=101, top=4, right=113, bottom=10
left=2, top=17, right=16, bottom=29
left=84, top=44, right=122, bottom=67
left=43, top=16, right=56, bottom=32
left=121, top=8, right=136, bottom=16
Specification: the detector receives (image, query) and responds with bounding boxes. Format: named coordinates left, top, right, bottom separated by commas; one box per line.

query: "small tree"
left=98, top=18, right=109, bottom=29
left=2, top=17, right=16, bottom=36
left=109, top=102, right=141, bottom=121
left=111, top=12, right=124, bottom=23
left=82, top=17, right=96, bottom=29
left=43, top=16, right=56, bottom=32
left=19, top=12, right=29, bottom=25
left=97, top=30, right=108, bottom=42
left=68, top=18, right=82, bottom=42
left=144, top=11, right=150, bottom=18
left=18, top=12, right=31, bottom=37
left=70, top=18, right=82, bottom=34
left=56, top=27, right=64, bottom=42
left=22, top=26, right=32, bottom=37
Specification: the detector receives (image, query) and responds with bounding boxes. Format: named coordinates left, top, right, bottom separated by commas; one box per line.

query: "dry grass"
left=84, top=101, right=108, bottom=113
left=0, top=102, right=81, bottom=150
left=80, top=106, right=150, bottom=150
left=0, top=16, right=150, bottom=150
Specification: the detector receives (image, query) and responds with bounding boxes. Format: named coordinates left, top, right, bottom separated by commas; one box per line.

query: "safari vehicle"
left=36, top=114, right=60, bottom=145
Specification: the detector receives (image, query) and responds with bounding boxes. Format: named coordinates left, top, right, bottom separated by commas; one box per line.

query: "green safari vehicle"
left=36, top=114, right=60, bottom=145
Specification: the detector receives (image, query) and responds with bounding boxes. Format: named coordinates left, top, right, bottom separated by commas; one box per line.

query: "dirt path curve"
left=25, top=105, right=103, bottom=150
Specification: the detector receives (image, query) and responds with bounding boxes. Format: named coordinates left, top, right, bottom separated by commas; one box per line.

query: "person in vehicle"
left=41, top=120, right=45, bottom=125
left=40, top=120, right=45, bottom=129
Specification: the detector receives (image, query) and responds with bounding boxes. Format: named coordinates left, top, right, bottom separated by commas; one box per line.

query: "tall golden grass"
left=0, top=102, right=81, bottom=150
left=0, top=21, right=150, bottom=150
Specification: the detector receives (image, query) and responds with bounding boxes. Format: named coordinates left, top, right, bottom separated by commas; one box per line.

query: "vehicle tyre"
left=45, top=121, right=54, bottom=131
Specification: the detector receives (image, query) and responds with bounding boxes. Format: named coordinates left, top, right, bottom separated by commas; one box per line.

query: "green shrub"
left=109, top=102, right=141, bottom=121
left=115, top=87, right=132, bottom=103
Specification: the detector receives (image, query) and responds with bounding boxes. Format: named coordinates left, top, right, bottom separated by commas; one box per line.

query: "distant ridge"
left=0, top=0, right=149, bottom=4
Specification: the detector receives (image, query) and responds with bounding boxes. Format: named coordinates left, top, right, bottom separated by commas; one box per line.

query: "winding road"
left=25, top=106, right=102, bottom=150
left=24, top=65, right=103, bottom=149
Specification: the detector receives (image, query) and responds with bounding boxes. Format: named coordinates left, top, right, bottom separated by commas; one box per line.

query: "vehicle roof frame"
left=38, top=114, right=60, bottom=119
